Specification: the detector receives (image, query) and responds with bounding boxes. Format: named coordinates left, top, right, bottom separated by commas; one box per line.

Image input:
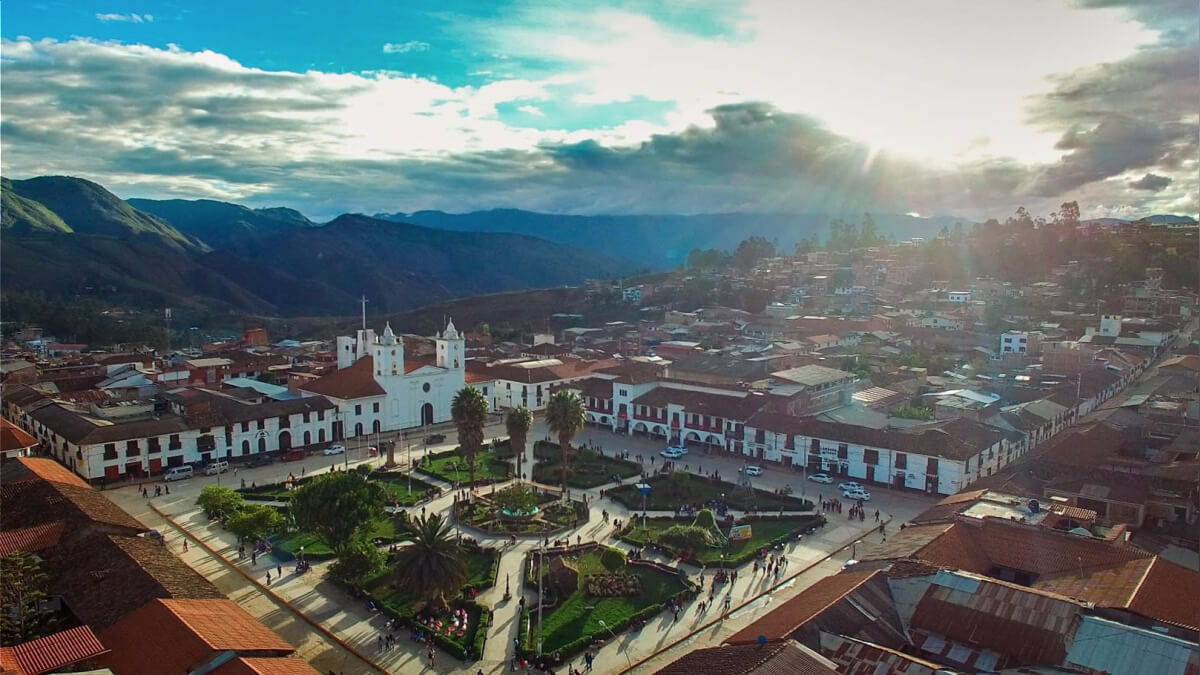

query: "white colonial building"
left=300, top=320, right=468, bottom=437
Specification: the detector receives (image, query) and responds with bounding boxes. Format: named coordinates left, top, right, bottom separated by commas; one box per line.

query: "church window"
left=355, top=404, right=362, bottom=415
left=392, top=364, right=398, bottom=375
left=373, top=402, right=380, bottom=413
left=392, top=350, right=396, bottom=356
left=423, top=383, right=431, bottom=393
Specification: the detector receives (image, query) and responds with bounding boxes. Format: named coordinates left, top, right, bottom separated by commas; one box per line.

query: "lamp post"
left=536, top=548, right=545, bottom=658
left=851, top=538, right=863, bottom=559
left=636, top=483, right=651, bottom=529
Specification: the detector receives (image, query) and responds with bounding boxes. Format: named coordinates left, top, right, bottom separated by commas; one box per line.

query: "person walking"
left=266, top=571, right=272, bottom=585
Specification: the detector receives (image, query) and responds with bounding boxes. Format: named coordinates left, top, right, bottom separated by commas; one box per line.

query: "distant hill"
left=128, top=198, right=314, bottom=249
left=0, top=176, right=636, bottom=316
left=4, top=176, right=203, bottom=252
left=373, top=209, right=965, bottom=269
left=1137, top=214, right=1198, bottom=225
left=1, top=178, right=72, bottom=233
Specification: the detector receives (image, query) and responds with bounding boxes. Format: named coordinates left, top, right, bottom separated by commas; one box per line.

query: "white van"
left=163, top=465, right=194, bottom=482
left=204, top=461, right=230, bottom=476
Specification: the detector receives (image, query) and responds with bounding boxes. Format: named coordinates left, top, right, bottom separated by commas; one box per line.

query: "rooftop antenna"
left=360, top=295, right=368, bottom=331
left=164, top=307, right=172, bottom=353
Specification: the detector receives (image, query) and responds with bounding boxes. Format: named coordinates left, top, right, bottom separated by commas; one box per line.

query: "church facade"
left=299, top=320, right=466, bottom=438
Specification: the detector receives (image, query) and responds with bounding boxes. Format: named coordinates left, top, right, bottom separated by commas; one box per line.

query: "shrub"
left=197, top=485, right=243, bottom=519
left=331, top=536, right=386, bottom=586
left=599, top=547, right=626, bottom=572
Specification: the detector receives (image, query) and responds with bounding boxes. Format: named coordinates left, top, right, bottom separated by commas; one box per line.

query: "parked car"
left=204, top=460, right=230, bottom=476
left=808, top=472, right=834, bottom=484
left=163, top=465, right=194, bottom=482
left=246, top=455, right=273, bottom=468
left=660, top=448, right=686, bottom=460
left=425, top=434, right=446, bottom=444
left=837, top=481, right=862, bottom=492
left=665, top=445, right=689, bottom=455
left=323, top=445, right=346, bottom=456
left=843, top=488, right=872, bottom=501
left=740, top=466, right=763, bottom=476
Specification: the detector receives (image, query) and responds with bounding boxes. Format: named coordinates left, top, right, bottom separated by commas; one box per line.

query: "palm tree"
left=506, top=406, right=533, bottom=483
left=393, top=514, right=468, bottom=612
left=545, top=390, right=585, bottom=494
left=451, top=386, right=489, bottom=489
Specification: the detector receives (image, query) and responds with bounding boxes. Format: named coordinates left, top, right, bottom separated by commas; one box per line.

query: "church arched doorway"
left=279, top=431, right=292, bottom=450
left=372, top=420, right=381, bottom=434
left=355, top=422, right=364, bottom=437
left=421, top=402, right=434, bottom=426
left=303, top=430, right=311, bottom=446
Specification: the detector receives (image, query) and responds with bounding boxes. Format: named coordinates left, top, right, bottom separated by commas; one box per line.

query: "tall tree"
left=545, top=390, right=586, bottom=494
left=292, top=472, right=385, bottom=555
left=505, top=405, right=533, bottom=483
left=196, top=485, right=243, bottom=520
left=226, top=503, right=284, bottom=543
left=393, top=514, right=468, bottom=612
left=451, top=386, right=490, bottom=489
left=1, top=552, right=56, bottom=643
left=793, top=238, right=815, bottom=257
left=860, top=213, right=881, bottom=247
left=732, top=236, right=775, bottom=269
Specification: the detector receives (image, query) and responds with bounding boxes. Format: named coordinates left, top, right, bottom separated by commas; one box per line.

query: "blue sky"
left=2, top=0, right=1197, bottom=219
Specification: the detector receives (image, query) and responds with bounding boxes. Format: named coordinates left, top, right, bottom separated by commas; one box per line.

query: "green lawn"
left=523, top=547, right=690, bottom=656
left=417, top=448, right=511, bottom=486
left=618, top=515, right=822, bottom=567
left=532, top=448, right=642, bottom=489
left=238, top=470, right=438, bottom=507
left=606, top=472, right=810, bottom=512
left=271, top=516, right=402, bottom=561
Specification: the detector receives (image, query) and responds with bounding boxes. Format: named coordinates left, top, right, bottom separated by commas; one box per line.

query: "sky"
left=2, top=0, right=1197, bottom=220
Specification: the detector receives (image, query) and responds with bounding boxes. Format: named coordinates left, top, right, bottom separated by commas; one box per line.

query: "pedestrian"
left=182, top=539, right=189, bottom=552
left=427, top=648, right=435, bottom=668
left=252, top=552, right=258, bottom=565
left=378, top=635, right=383, bottom=651
left=266, top=571, right=272, bottom=585
left=165, top=485, right=169, bottom=495
left=585, top=651, right=594, bottom=672
left=234, top=467, right=238, bottom=477
left=277, top=563, right=282, bottom=577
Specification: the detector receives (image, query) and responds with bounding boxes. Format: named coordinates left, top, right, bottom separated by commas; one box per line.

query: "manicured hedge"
left=618, top=514, right=824, bottom=568
left=606, top=472, right=811, bottom=512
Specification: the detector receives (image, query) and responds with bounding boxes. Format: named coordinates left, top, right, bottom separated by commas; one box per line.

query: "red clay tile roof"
left=1125, top=557, right=1200, bottom=631
left=99, top=599, right=295, bottom=675
left=3, top=625, right=108, bottom=675
left=0, top=521, right=65, bottom=556
left=298, top=356, right=384, bottom=399
left=0, top=419, right=36, bottom=452
left=819, top=632, right=948, bottom=675
left=632, top=386, right=768, bottom=420
left=594, top=360, right=667, bottom=384
left=655, top=640, right=838, bottom=675
left=212, top=657, right=321, bottom=675
left=50, top=533, right=224, bottom=632
left=1, top=473, right=146, bottom=533
left=746, top=414, right=1008, bottom=461
left=8, top=457, right=88, bottom=489
left=725, top=570, right=880, bottom=645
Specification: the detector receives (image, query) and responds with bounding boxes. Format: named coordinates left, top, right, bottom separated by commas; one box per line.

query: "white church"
left=299, top=319, right=470, bottom=439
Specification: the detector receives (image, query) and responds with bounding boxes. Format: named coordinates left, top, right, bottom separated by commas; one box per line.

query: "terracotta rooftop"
left=3, top=457, right=88, bottom=489
left=50, top=532, right=224, bottom=631
left=0, top=625, right=108, bottom=675
left=655, top=640, right=838, bottom=675
left=1, top=462, right=145, bottom=533
left=594, top=360, right=666, bottom=385
left=0, top=419, right=37, bottom=452
left=298, top=355, right=385, bottom=399
left=632, top=386, right=768, bottom=421
left=746, top=414, right=1008, bottom=461
left=0, top=521, right=65, bottom=556
left=99, top=598, right=296, bottom=675
left=725, top=570, right=880, bottom=645
left=818, top=632, right=948, bottom=675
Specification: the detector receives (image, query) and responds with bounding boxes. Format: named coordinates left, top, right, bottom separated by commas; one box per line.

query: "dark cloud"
left=1128, top=173, right=1172, bottom=191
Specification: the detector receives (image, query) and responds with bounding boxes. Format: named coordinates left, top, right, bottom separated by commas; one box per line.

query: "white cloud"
left=517, top=105, right=545, bottom=117
left=382, top=40, right=429, bottom=54
left=95, top=12, right=152, bottom=23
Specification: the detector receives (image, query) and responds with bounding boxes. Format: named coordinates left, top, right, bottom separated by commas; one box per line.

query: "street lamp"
left=851, top=539, right=863, bottom=559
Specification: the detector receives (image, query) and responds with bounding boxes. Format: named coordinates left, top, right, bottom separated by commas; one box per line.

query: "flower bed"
left=606, top=472, right=811, bottom=512
left=584, top=573, right=642, bottom=597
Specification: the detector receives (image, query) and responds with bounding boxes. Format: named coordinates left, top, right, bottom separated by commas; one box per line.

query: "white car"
left=808, top=472, right=834, bottom=484
left=740, top=466, right=763, bottom=476
left=660, top=448, right=686, bottom=460
left=843, top=488, right=872, bottom=501
left=837, top=481, right=862, bottom=492
left=665, top=445, right=688, bottom=456
left=322, top=445, right=346, bottom=456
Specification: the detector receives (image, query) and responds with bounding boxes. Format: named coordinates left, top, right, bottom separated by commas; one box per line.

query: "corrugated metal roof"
left=1066, top=615, right=1198, bottom=675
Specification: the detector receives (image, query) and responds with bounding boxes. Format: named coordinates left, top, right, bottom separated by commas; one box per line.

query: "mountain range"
left=1, top=176, right=636, bottom=316
left=374, top=209, right=967, bottom=268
